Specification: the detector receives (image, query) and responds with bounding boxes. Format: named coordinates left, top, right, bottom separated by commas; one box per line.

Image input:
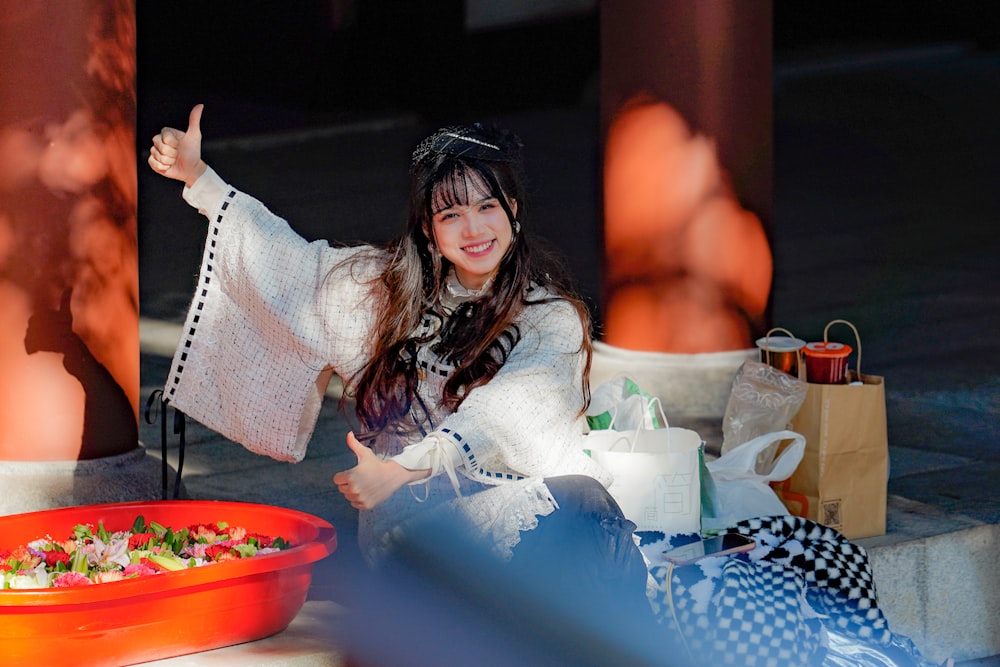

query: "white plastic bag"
left=702, top=430, right=805, bottom=531
left=586, top=375, right=665, bottom=431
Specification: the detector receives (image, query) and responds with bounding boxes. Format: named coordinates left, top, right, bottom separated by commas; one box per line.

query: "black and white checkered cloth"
left=642, top=516, right=934, bottom=666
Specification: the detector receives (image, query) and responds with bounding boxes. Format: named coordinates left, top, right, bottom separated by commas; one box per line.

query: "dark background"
left=136, top=0, right=598, bottom=141
left=136, top=1, right=996, bottom=141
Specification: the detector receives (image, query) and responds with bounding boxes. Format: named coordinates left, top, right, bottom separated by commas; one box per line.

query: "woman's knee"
left=545, top=474, right=628, bottom=520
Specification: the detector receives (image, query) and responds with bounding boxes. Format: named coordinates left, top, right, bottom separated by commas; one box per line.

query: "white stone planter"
left=0, top=447, right=171, bottom=516
left=590, top=341, right=755, bottom=420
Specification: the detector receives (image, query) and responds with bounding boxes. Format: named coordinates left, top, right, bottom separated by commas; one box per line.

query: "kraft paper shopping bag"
left=774, top=320, right=888, bottom=539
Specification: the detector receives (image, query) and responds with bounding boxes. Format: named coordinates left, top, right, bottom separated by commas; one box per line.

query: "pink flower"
left=182, top=542, right=209, bottom=559
left=52, top=572, right=93, bottom=587
left=123, top=563, right=157, bottom=578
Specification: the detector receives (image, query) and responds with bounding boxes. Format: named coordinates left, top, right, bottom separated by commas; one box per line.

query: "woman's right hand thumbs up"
left=148, top=103, right=207, bottom=187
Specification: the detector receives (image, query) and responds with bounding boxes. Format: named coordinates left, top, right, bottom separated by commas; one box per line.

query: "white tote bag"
left=586, top=424, right=703, bottom=535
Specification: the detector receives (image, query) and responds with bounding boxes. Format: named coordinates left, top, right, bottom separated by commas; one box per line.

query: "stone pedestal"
left=0, top=447, right=176, bottom=517
left=591, top=341, right=754, bottom=420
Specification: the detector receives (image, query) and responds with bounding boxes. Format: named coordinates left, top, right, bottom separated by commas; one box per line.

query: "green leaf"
left=147, top=553, right=185, bottom=572
left=131, top=515, right=147, bottom=534
left=233, top=543, right=258, bottom=558
left=71, top=549, right=89, bottom=574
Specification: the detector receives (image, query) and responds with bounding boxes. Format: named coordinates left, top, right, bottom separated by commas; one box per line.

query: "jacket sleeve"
left=165, top=168, right=378, bottom=462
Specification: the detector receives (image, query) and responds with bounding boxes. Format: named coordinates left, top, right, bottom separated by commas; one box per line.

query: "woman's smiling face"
left=430, top=169, right=516, bottom=290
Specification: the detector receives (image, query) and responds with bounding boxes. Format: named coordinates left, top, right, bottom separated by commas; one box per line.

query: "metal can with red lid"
left=803, top=341, right=852, bottom=384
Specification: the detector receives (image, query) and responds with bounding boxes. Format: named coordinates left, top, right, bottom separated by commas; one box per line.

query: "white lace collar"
left=440, top=269, right=493, bottom=311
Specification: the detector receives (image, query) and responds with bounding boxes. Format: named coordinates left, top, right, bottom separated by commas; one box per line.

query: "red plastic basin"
left=0, top=500, right=337, bottom=666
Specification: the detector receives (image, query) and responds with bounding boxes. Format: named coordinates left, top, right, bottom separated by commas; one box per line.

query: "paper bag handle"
left=823, top=319, right=863, bottom=376
left=761, top=327, right=803, bottom=367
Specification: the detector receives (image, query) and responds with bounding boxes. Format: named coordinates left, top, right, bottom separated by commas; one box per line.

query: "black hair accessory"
left=411, top=126, right=515, bottom=167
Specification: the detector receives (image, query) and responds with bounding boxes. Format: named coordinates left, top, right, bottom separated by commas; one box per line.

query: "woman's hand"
left=333, top=432, right=429, bottom=510
left=148, top=103, right=207, bottom=187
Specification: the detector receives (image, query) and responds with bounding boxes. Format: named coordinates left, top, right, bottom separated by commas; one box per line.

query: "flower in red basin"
left=247, top=532, right=278, bottom=548
left=188, top=524, right=218, bottom=542
left=93, top=570, right=125, bottom=584
left=140, top=557, right=169, bottom=573
left=204, top=544, right=233, bottom=561
left=10, top=546, right=40, bottom=569
left=52, top=571, right=93, bottom=587
left=44, top=550, right=71, bottom=568
left=129, top=533, right=156, bottom=549
left=123, top=563, right=157, bottom=578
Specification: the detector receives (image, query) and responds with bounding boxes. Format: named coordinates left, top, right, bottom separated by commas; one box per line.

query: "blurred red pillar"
left=600, top=0, right=773, bottom=353
left=0, top=0, right=138, bottom=460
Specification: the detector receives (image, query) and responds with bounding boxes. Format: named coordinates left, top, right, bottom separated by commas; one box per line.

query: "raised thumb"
left=187, top=103, right=204, bottom=138
left=345, top=432, right=372, bottom=461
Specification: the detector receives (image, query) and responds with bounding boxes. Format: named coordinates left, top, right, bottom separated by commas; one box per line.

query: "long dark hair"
left=349, top=124, right=592, bottom=439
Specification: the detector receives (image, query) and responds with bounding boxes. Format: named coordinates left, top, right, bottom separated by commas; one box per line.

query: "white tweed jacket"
left=166, top=168, right=611, bottom=563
